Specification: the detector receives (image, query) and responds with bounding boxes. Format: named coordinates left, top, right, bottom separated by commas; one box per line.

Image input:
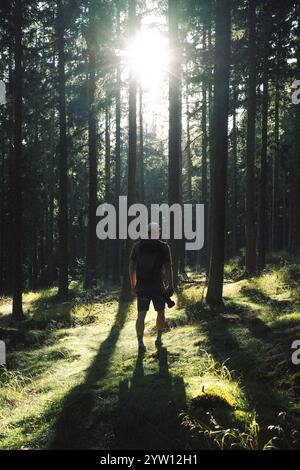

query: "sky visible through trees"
left=0, top=0, right=299, bottom=308
left=0, top=0, right=300, bottom=452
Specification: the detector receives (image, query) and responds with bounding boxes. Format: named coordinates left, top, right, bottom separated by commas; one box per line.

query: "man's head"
left=148, top=222, right=160, bottom=239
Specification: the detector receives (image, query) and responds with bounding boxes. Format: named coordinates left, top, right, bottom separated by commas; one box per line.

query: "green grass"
left=0, top=261, right=300, bottom=449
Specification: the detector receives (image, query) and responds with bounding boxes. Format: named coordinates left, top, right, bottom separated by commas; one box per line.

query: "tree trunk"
left=84, top=3, right=98, bottom=288
left=104, top=99, right=111, bottom=279
left=181, top=71, right=191, bottom=272
left=168, top=0, right=182, bottom=287
left=245, top=0, right=257, bottom=274
left=31, top=226, right=38, bottom=291
left=112, top=0, right=121, bottom=283
left=46, top=143, right=55, bottom=284
left=258, top=6, right=270, bottom=269
left=272, top=73, right=280, bottom=250
left=139, top=84, right=145, bottom=203
left=46, top=51, right=56, bottom=285
left=85, top=22, right=98, bottom=288
left=40, top=225, right=46, bottom=286
left=206, top=0, right=231, bottom=305
left=6, top=43, right=14, bottom=294
left=121, top=0, right=137, bottom=299
left=230, top=87, right=238, bottom=258
left=292, top=3, right=300, bottom=253
left=185, top=79, right=192, bottom=205
left=201, top=26, right=208, bottom=269
left=207, top=6, right=214, bottom=272
left=57, top=0, right=69, bottom=297
left=12, top=0, right=24, bottom=318
left=0, top=130, right=4, bottom=289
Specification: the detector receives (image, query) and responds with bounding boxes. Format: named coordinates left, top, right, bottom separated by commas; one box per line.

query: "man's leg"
left=136, top=295, right=150, bottom=352
left=155, top=309, right=165, bottom=348
left=136, top=310, right=147, bottom=351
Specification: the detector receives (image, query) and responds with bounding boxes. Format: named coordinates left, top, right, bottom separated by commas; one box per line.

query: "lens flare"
left=128, top=29, right=169, bottom=88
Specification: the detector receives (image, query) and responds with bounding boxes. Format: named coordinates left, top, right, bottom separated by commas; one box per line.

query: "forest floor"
left=0, top=255, right=300, bottom=450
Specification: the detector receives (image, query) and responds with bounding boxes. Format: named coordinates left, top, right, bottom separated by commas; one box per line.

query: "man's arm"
left=164, top=261, right=174, bottom=295
left=164, top=245, right=174, bottom=294
left=129, top=259, right=137, bottom=296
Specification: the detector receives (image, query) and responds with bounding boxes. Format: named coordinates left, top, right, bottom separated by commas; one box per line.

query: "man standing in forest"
left=129, top=222, right=174, bottom=353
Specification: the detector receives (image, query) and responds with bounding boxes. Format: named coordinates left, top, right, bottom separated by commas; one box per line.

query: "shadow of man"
left=49, top=300, right=130, bottom=449
left=115, top=347, right=186, bottom=450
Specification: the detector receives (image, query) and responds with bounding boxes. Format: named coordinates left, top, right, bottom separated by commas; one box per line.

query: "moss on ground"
left=0, top=260, right=299, bottom=449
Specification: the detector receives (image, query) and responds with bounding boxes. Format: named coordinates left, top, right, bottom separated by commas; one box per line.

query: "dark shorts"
left=137, top=292, right=165, bottom=312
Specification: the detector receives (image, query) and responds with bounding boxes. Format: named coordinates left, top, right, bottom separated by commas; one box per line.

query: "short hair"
left=148, top=222, right=160, bottom=239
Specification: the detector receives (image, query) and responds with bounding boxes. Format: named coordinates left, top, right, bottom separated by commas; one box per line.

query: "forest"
left=0, top=0, right=300, bottom=453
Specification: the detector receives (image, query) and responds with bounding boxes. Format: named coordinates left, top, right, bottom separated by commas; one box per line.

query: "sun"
left=127, top=28, right=169, bottom=89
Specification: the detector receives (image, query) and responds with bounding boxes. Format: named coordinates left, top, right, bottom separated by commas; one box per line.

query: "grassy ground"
left=0, top=260, right=300, bottom=450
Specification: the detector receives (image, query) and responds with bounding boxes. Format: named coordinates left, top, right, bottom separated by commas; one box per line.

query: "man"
left=129, top=222, right=174, bottom=353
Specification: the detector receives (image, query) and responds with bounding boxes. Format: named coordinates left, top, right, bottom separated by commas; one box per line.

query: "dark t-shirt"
left=130, top=239, right=172, bottom=295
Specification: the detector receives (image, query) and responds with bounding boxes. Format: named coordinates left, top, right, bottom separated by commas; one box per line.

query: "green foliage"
left=0, top=260, right=300, bottom=449
left=181, top=410, right=300, bottom=450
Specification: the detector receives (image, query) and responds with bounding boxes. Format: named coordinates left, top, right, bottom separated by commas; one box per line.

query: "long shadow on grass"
left=177, top=290, right=292, bottom=424
left=49, top=300, right=130, bottom=449
left=115, top=347, right=186, bottom=450
left=240, top=286, right=294, bottom=314
left=0, top=291, right=74, bottom=354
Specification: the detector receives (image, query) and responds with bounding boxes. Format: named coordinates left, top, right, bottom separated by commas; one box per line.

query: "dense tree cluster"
left=0, top=0, right=299, bottom=314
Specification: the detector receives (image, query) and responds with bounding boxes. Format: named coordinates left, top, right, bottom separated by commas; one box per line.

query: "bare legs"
left=136, top=309, right=165, bottom=351
left=136, top=310, right=147, bottom=338
left=155, top=309, right=165, bottom=347
left=156, top=310, right=165, bottom=335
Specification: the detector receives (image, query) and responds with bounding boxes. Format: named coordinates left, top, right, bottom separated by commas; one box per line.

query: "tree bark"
left=46, top=51, right=56, bottom=285
left=104, top=99, right=111, bottom=279
left=272, top=72, right=280, bottom=250
left=57, top=0, right=69, bottom=297
left=168, top=0, right=182, bottom=287
left=122, top=0, right=137, bottom=299
left=258, top=6, right=270, bottom=269
left=185, top=79, right=192, bottom=205
left=206, top=0, right=231, bottom=305
left=112, top=0, right=121, bottom=283
left=0, top=129, right=4, bottom=289
left=245, top=0, right=257, bottom=274
left=12, top=0, right=24, bottom=318
left=230, top=86, right=238, bottom=258
left=85, top=36, right=98, bottom=287
left=292, top=2, right=300, bottom=253
left=207, top=5, right=214, bottom=272
left=139, top=84, right=145, bottom=204
left=201, top=26, right=208, bottom=269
